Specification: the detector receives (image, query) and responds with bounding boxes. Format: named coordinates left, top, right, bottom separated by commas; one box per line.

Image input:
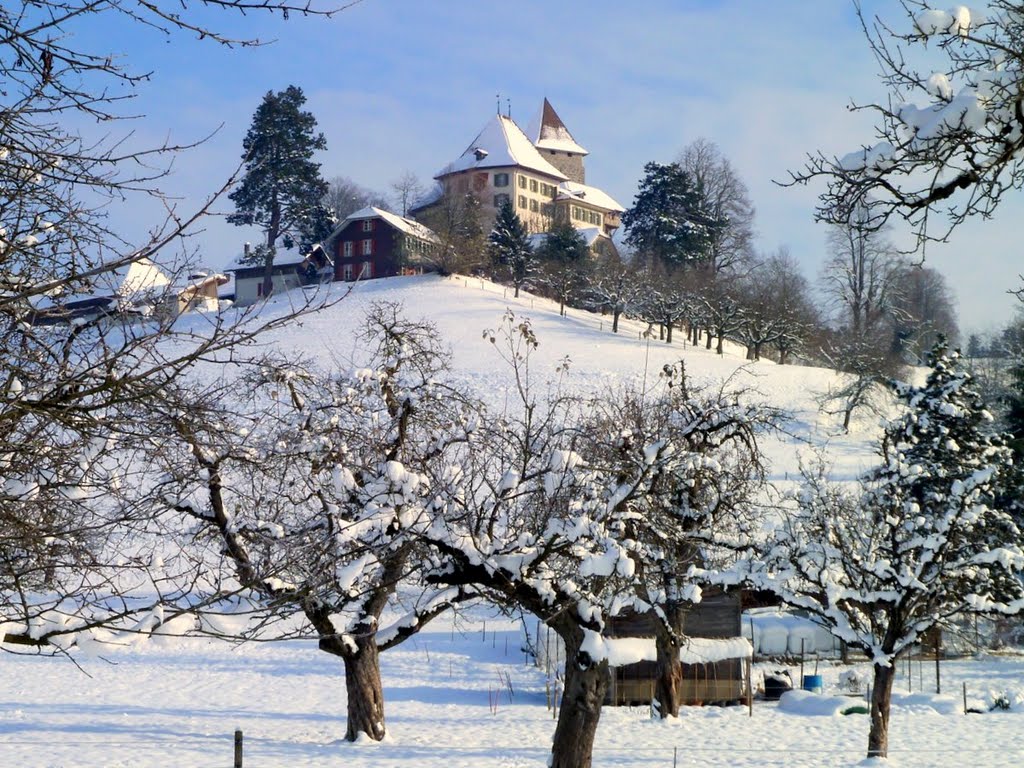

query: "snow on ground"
left=3, top=275, right=1019, bottom=766
left=3, top=613, right=1023, bottom=767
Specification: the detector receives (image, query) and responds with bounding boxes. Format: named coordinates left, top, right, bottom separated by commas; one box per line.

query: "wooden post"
left=963, top=681, right=968, bottom=715
left=673, top=746, right=678, bottom=767
left=746, top=656, right=753, bottom=718
left=800, top=639, right=805, bottom=689
left=234, top=729, right=243, bottom=768
left=935, top=630, right=941, bottom=695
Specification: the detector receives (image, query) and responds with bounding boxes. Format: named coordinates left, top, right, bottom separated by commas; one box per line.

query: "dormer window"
left=473, top=147, right=489, bottom=161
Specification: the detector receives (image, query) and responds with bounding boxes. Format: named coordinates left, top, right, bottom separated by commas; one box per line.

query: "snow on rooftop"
left=438, top=114, right=568, bottom=181
left=528, top=226, right=606, bottom=250
left=557, top=181, right=625, bottom=213
left=526, top=98, right=589, bottom=156
left=340, top=206, right=440, bottom=244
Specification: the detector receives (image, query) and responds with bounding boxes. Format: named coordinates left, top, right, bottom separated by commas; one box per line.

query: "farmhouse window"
left=362, top=239, right=373, bottom=256
left=361, top=220, right=374, bottom=232
left=343, top=241, right=353, bottom=258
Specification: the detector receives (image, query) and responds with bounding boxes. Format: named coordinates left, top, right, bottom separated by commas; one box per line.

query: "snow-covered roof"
left=582, top=630, right=751, bottom=667
left=526, top=98, right=589, bottom=156
left=112, top=257, right=171, bottom=298
left=438, top=114, right=568, bottom=181
left=556, top=181, right=625, bottom=213
left=339, top=206, right=441, bottom=244
left=529, top=226, right=606, bottom=250
left=226, top=246, right=308, bottom=271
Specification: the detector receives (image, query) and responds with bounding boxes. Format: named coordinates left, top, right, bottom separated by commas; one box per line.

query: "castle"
left=431, top=98, right=624, bottom=255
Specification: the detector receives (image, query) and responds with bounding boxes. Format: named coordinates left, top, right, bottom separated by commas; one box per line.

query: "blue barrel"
left=803, top=674, right=824, bottom=694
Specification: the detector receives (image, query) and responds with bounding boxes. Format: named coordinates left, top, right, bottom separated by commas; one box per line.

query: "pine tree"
left=487, top=199, right=534, bottom=298
left=228, top=85, right=329, bottom=298
left=622, top=161, right=724, bottom=271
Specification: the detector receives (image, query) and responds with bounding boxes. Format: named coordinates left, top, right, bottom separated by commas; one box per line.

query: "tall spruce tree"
left=488, top=199, right=534, bottom=298
left=622, top=161, right=723, bottom=270
left=228, top=85, right=329, bottom=297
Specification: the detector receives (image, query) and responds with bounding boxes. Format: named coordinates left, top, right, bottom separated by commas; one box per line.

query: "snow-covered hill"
left=224, top=273, right=880, bottom=482
left=9, top=274, right=1018, bottom=768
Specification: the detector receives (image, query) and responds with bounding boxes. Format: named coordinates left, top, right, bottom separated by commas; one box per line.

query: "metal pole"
left=234, top=729, right=243, bottom=768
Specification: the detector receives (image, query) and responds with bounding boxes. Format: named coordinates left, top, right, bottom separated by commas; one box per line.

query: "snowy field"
left=3, top=613, right=1023, bottom=767
left=3, top=274, right=1021, bottom=766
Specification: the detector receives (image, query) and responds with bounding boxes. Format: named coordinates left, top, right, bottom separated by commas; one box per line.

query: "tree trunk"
left=705, top=331, right=713, bottom=350
left=716, top=334, right=725, bottom=355
left=867, top=662, right=896, bottom=758
left=262, top=200, right=281, bottom=298
left=343, top=637, right=387, bottom=742
left=549, top=635, right=610, bottom=768
left=653, top=634, right=683, bottom=718
left=665, top=320, right=673, bottom=344
left=514, top=284, right=520, bottom=298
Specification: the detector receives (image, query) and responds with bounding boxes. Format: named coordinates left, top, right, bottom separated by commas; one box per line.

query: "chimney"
left=243, top=242, right=251, bottom=258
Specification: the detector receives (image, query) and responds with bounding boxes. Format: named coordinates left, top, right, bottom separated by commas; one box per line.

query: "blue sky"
left=75, top=0, right=1022, bottom=333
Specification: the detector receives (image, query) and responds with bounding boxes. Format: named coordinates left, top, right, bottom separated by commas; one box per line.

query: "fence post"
left=234, top=729, right=243, bottom=768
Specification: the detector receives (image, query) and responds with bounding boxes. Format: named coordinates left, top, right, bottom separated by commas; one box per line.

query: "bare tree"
left=585, top=254, right=644, bottom=334
left=789, top=2, right=1024, bottom=248
left=0, top=0, right=348, bottom=649
left=415, top=186, right=487, bottom=275
left=890, top=264, right=959, bottom=363
left=323, top=175, right=391, bottom=223
left=678, top=138, right=756, bottom=274
left=823, top=218, right=904, bottom=340
left=154, top=304, right=476, bottom=741
left=390, top=171, right=425, bottom=217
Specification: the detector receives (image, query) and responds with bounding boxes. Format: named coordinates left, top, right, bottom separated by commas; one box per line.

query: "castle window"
left=530, top=199, right=539, bottom=213
left=530, top=179, right=538, bottom=193
left=494, top=173, right=509, bottom=187
left=518, top=175, right=527, bottom=189
left=518, top=195, right=527, bottom=209
left=494, top=193, right=510, bottom=208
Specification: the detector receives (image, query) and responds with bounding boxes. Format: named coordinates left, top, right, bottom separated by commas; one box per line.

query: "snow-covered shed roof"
left=557, top=181, right=625, bottom=213
left=340, top=206, right=441, bottom=243
left=438, top=114, right=568, bottom=181
left=526, top=98, right=589, bottom=156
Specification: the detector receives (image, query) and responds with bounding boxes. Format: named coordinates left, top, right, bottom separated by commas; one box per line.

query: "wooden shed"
left=605, top=589, right=751, bottom=706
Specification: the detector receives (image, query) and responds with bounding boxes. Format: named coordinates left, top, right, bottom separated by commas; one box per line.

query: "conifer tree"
left=536, top=221, right=591, bottom=316
left=622, top=161, right=724, bottom=270
left=487, top=199, right=534, bottom=298
left=750, top=339, right=1024, bottom=759
left=228, top=85, right=329, bottom=297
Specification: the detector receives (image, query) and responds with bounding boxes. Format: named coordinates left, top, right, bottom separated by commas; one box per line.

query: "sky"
left=68, top=0, right=1024, bottom=334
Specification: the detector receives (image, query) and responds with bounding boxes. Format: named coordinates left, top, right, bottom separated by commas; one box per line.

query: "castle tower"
left=526, top=98, right=588, bottom=184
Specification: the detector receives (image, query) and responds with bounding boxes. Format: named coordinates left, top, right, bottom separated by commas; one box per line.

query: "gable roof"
left=438, top=114, right=568, bottom=181
left=526, top=98, right=589, bottom=156
left=557, top=180, right=625, bottom=213
left=337, top=206, right=440, bottom=243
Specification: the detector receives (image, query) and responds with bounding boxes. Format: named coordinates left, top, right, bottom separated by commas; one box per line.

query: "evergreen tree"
left=487, top=199, right=534, bottom=298
left=622, top=161, right=724, bottom=270
left=536, top=221, right=591, bottom=316
left=228, top=85, right=329, bottom=298
left=751, top=339, right=1024, bottom=759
